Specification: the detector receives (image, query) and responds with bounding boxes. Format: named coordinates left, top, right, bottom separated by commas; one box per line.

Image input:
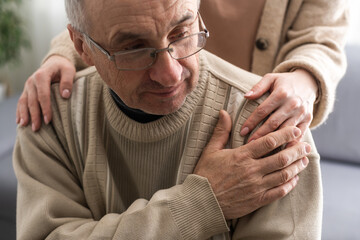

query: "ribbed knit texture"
left=14, top=51, right=322, bottom=239
left=169, top=175, right=228, bottom=240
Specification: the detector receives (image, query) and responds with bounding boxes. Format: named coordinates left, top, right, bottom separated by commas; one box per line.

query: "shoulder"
left=49, top=66, right=104, bottom=135
left=199, top=51, right=268, bottom=147
left=50, top=66, right=102, bottom=107
left=200, top=50, right=262, bottom=93
left=74, top=66, right=98, bottom=81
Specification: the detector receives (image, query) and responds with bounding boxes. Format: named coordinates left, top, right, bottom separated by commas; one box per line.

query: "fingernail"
left=20, top=118, right=25, bottom=126
left=302, top=157, right=309, bottom=167
left=240, top=127, right=249, bottom=136
left=32, top=123, right=36, bottom=131
left=293, top=128, right=301, bottom=138
left=245, top=91, right=254, bottom=97
left=44, top=115, right=49, bottom=125
left=62, top=89, right=71, bottom=98
left=305, top=144, right=311, bottom=154
left=219, top=110, right=224, bottom=120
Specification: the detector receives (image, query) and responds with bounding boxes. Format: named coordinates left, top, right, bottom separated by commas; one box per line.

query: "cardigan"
left=201, top=0, right=349, bottom=128
left=14, top=51, right=322, bottom=239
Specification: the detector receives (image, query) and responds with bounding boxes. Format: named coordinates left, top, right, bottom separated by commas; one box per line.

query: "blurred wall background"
left=0, top=0, right=67, bottom=97
left=0, top=0, right=359, bottom=98
left=348, top=0, right=360, bottom=45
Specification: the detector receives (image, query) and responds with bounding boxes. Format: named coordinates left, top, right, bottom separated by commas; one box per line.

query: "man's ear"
left=67, top=24, right=94, bottom=66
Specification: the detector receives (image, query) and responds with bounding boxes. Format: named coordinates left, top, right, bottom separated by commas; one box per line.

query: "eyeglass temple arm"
left=197, top=12, right=209, bottom=38
left=83, top=33, right=115, bottom=61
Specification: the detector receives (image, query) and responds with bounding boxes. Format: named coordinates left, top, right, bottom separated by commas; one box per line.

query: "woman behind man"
left=17, top=0, right=348, bottom=139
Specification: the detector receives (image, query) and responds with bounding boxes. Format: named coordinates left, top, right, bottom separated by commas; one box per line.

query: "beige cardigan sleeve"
left=13, top=125, right=228, bottom=239
left=271, top=0, right=349, bottom=128
left=43, top=29, right=89, bottom=71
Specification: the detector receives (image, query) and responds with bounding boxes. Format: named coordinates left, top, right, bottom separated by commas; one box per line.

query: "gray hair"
left=64, top=0, right=202, bottom=33
left=64, top=0, right=88, bottom=33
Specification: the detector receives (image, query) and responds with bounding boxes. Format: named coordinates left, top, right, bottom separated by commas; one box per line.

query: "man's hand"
left=16, top=55, right=76, bottom=131
left=240, top=69, right=318, bottom=141
left=195, top=110, right=310, bottom=220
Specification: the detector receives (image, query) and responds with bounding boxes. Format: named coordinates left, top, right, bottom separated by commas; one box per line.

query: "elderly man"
left=13, top=0, right=321, bottom=239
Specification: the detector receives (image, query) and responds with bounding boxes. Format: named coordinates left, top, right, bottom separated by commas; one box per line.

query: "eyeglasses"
left=82, top=13, right=209, bottom=71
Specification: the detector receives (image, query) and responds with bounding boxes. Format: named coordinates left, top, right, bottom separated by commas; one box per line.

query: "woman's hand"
left=16, top=55, right=76, bottom=131
left=240, top=69, right=318, bottom=141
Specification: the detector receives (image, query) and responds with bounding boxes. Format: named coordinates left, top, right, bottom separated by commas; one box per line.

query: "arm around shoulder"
left=43, top=29, right=89, bottom=71
left=274, top=0, right=349, bottom=128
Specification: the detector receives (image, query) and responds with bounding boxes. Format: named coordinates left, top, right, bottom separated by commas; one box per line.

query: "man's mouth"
left=147, top=84, right=183, bottom=98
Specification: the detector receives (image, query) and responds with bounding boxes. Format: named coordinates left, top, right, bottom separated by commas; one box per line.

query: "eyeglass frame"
left=81, top=12, right=209, bottom=71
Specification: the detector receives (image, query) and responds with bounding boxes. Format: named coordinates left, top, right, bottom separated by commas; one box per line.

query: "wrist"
left=291, top=68, right=321, bottom=104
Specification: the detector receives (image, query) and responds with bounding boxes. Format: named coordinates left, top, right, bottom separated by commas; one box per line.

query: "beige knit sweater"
left=14, top=51, right=322, bottom=239
left=44, top=0, right=349, bottom=129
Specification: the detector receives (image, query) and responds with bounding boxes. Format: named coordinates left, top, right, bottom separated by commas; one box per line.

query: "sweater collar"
left=109, top=89, right=163, bottom=123
left=103, top=52, right=209, bottom=142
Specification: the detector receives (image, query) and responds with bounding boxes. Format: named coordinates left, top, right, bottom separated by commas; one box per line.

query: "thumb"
left=206, top=110, right=232, bottom=152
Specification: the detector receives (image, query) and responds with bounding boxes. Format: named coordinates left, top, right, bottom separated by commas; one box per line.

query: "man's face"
left=84, top=0, right=200, bottom=115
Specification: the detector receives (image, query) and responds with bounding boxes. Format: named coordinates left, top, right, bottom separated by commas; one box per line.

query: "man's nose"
left=148, top=50, right=183, bottom=87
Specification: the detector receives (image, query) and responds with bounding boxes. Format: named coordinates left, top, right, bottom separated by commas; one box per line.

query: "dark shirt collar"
left=109, top=89, right=163, bottom=123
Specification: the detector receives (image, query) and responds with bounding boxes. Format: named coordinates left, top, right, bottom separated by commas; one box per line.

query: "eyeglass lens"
left=114, top=32, right=207, bottom=70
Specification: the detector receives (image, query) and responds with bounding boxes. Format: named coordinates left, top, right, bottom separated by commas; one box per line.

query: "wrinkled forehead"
left=84, top=0, right=198, bottom=32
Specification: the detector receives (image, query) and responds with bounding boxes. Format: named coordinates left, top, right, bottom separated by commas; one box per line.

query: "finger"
left=263, top=157, right=308, bottom=190
left=59, top=65, right=76, bottom=99
left=296, top=121, right=310, bottom=139
left=16, top=95, right=21, bottom=124
left=285, top=140, right=299, bottom=149
left=245, top=74, right=275, bottom=99
left=34, top=72, right=52, bottom=125
left=248, top=95, right=310, bottom=141
left=261, top=142, right=311, bottom=174
left=16, top=106, right=19, bottom=124
left=281, top=118, right=306, bottom=146
left=27, top=83, right=42, bottom=132
left=17, top=90, right=30, bottom=126
left=248, top=107, right=291, bottom=142
left=246, top=126, right=302, bottom=159
left=240, top=91, right=284, bottom=137
left=261, top=175, right=299, bottom=205
left=280, top=112, right=312, bottom=140
left=205, top=110, right=232, bottom=152
left=296, top=112, right=312, bottom=137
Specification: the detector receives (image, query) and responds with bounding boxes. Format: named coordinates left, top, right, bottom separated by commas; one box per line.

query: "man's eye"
left=123, top=43, right=146, bottom=51
left=170, top=31, right=188, bottom=41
